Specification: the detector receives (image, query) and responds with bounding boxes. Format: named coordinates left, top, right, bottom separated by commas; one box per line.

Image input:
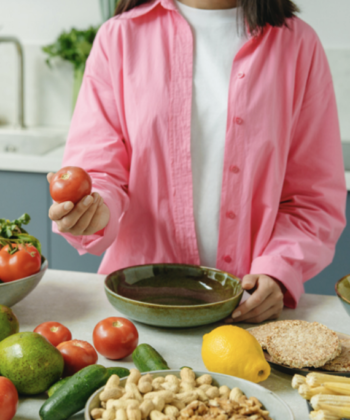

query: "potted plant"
left=42, top=26, right=99, bottom=111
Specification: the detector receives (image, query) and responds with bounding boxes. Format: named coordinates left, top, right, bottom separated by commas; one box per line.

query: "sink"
left=0, top=128, right=66, bottom=156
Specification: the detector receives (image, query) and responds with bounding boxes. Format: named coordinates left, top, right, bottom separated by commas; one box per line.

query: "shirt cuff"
left=250, top=255, right=305, bottom=309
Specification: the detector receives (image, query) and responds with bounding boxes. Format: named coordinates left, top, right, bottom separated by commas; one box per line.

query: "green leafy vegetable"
left=42, top=26, right=99, bottom=71
left=0, top=214, right=41, bottom=254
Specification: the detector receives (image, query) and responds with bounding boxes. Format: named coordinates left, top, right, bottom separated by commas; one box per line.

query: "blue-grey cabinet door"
left=49, top=231, right=103, bottom=273
left=304, top=193, right=350, bottom=295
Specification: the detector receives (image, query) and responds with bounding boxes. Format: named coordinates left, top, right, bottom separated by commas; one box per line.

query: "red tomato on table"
left=50, top=166, right=92, bottom=204
left=93, top=317, right=139, bottom=360
left=0, top=377, right=18, bottom=420
left=33, top=321, right=72, bottom=347
left=0, top=244, right=41, bottom=283
left=57, top=340, right=98, bottom=377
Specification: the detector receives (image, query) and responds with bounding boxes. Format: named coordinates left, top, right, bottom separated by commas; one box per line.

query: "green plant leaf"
left=42, top=26, right=99, bottom=70
left=0, top=214, right=41, bottom=255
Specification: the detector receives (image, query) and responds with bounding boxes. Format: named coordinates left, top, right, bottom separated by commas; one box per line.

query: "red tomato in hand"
left=0, top=244, right=41, bottom=283
left=93, top=317, right=139, bottom=360
left=33, top=321, right=72, bottom=347
left=57, top=339, right=98, bottom=377
left=50, top=166, right=92, bottom=204
left=0, top=377, right=18, bottom=420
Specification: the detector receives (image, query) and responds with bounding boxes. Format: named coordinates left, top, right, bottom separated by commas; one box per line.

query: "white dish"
left=84, top=369, right=294, bottom=420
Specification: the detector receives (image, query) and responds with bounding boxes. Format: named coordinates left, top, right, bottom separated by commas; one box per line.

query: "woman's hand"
left=225, top=274, right=284, bottom=324
left=47, top=172, right=110, bottom=236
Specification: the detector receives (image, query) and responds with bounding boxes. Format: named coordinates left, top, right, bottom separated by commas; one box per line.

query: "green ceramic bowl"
left=104, top=263, right=243, bottom=328
left=0, top=256, right=48, bottom=307
left=335, top=274, right=350, bottom=317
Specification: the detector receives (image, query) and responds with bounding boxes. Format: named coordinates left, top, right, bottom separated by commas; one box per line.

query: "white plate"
left=84, top=369, right=294, bottom=420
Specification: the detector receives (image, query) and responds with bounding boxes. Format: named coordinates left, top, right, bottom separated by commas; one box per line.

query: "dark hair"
left=115, top=0, right=300, bottom=34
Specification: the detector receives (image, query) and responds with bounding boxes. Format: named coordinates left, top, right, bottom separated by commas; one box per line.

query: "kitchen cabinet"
left=1, top=169, right=349, bottom=294
left=304, top=205, right=350, bottom=295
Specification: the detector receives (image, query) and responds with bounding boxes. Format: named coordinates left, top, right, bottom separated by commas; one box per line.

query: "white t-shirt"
left=176, top=1, right=247, bottom=267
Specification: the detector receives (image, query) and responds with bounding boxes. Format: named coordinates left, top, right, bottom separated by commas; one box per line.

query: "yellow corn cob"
left=298, top=384, right=339, bottom=400
left=309, top=410, right=341, bottom=420
left=311, top=394, right=350, bottom=410
left=306, top=373, right=350, bottom=388
left=292, top=374, right=306, bottom=389
left=324, top=382, right=350, bottom=396
left=318, top=403, right=350, bottom=418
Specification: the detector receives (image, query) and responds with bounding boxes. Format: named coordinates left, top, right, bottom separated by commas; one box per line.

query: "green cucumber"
left=46, top=377, right=70, bottom=398
left=44, top=366, right=130, bottom=401
left=132, top=343, right=170, bottom=373
left=39, top=364, right=109, bottom=420
left=107, top=366, right=130, bottom=379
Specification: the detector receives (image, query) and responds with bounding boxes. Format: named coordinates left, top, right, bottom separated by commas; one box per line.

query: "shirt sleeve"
left=250, top=34, right=347, bottom=308
left=53, top=21, right=130, bottom=256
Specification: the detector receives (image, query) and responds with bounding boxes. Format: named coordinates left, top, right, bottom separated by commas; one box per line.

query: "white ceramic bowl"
left=84, top=370, right=294, bottom=420
left=0, top=256, right=48, bottom=307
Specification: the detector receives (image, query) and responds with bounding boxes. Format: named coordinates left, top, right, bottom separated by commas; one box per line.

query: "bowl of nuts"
left=85, top=368, right=293, bottom=420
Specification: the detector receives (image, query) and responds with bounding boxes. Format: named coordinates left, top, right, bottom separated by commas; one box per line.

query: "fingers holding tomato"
left=93, top=317, right=139, bottom=360
left=0, top=244, right=41, bottom=283
left=0, top=377, right=18, bottom=420
left=34, top=322, right=72, bottom=347
left=57, top=340, right=98, bottom=377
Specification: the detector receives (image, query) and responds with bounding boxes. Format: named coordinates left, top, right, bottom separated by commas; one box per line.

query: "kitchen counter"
left=0, top=145, right=64, bottom=173
left=12, top=269, right=350, bottom=420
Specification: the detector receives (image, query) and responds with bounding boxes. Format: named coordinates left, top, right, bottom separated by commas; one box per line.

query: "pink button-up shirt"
left=56, top=0, right=347, bottom=308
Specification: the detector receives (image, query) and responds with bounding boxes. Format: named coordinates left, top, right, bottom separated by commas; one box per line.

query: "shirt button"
left=229, top=165, right=240, bottom=173
left=237, top=72, right=245, bottom=79
left=226, top=211, right=236, bottom=220
left=223, top=255, right=232, bottom=263
left=235, top=117, right=243, bottom=125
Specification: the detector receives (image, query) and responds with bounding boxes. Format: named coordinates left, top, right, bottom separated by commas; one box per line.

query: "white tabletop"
left=11, top=269, right=349, bottom=419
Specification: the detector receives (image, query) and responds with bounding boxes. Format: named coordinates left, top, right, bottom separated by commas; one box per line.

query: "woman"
left=48, top=0, right=346, bottom=323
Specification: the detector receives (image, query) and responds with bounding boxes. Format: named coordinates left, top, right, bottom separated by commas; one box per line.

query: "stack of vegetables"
left=292, top=372, right=350, bottom=419
left=0, top=214, right=42, bottom=282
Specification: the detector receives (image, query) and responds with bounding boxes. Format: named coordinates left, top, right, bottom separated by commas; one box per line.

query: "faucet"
left=0, top=36, right=25, bottom=129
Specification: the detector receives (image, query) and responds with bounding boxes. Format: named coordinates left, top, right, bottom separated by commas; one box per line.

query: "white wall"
left=0, top=0, right=101, bottom=45
left=298, top=0, right=350, bottom=49
left=0, top=0, right=349, bottom=136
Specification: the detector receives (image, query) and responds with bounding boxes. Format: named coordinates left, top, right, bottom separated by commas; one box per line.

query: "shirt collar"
left=117, top=0, right=263, bottom=41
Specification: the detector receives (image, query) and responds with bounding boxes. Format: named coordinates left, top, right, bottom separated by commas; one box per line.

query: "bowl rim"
left=335, top=274, right=350, bottom=304
left=104, top=263, right=243, bottom=310
left=85, top=369, right=294, bottom=420
left=0, top=255, right=48, bottom=286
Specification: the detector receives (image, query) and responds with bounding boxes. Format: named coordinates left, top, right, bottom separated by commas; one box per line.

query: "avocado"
left=0, top=305, right=19, bottom=342
left=0, top=332, right=64, bottom=394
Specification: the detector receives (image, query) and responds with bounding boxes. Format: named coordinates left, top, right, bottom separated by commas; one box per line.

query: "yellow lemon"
left=202, top=325, right=271, bottom=383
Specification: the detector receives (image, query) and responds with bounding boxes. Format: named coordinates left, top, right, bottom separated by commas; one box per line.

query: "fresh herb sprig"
left=0, top=214, right=41, bottom=255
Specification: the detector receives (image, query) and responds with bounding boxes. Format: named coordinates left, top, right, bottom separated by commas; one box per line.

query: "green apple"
left=0, top=332, right=64, bottom=394
left=0, top=305, right=19, bottom=342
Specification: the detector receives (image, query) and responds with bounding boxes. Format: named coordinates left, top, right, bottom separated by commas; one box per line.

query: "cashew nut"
left=127, top=368, right=142, bottom=385
left=139, top=374, right=153, bottom=394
